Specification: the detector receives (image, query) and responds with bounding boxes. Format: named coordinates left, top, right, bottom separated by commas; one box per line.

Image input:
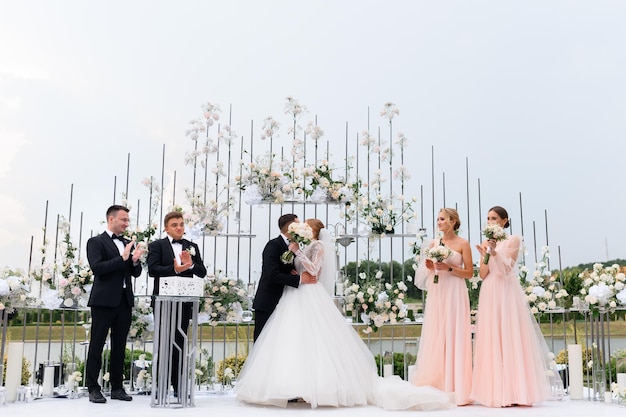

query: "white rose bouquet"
left=481, top=223, right=507, bottom=264
left=280, top=222, right=313, bottom=264
left=426, top=244, right=451, bottom=284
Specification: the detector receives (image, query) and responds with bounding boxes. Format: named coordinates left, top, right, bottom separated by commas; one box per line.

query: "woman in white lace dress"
left=235, top=219, right=454, bottom=410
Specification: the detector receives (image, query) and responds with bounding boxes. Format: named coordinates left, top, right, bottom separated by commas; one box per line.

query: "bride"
left=235, top=218, right=455, bottom=410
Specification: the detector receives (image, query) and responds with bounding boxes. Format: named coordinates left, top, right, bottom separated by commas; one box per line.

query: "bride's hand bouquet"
left=280, top=222, right=313, bottom=264
left=426, top=243, right=451, bottom=284
left=481, top=223, right=507, bottom=264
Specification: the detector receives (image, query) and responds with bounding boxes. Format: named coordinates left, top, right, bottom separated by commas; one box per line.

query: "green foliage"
left=374, top=352, right=416, bottom=380
left=216, top=354, right=246, bottom=383
left=102, top=348, right=153, bottom=381
left=195, top=348, right=214, bottom=384
left=343, top=260, right=420, bottom=300
left=2, top=355, right=31, bottom=385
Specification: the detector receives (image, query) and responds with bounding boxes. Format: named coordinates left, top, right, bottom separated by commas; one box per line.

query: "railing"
left=2, top=306, right=626, bottom=404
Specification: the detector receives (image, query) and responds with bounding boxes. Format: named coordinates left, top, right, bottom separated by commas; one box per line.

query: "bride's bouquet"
left=426, top=243, right=451, bottom=284
left=280, top=222, right=313, bottom=264
left=481, top=223, right=507, bottom=264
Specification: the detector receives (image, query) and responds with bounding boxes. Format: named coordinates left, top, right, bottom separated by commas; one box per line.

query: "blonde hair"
left=439, top=208, right=461, bottom=231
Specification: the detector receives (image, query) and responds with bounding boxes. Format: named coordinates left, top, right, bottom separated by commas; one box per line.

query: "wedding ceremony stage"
left=3, top=99, right=626, bottom=413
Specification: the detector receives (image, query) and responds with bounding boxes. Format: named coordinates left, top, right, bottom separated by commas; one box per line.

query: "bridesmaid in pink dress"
left=470, top=206, right=554, bottom=407
left=411, top=208, right=474, bottom=405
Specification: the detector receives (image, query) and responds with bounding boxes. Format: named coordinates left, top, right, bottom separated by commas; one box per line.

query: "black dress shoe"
left=110, top=389, right=133, bottom=401
left=89, top=390, right=107, bottom=403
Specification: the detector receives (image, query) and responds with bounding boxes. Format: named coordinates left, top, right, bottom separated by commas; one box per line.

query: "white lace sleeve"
left=296, top=241, right=324, bottom=276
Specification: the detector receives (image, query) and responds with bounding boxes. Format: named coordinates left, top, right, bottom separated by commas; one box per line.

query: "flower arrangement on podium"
left=359, top=193, right=417, bottom=235
left=199, top=271, right=249, bottom=326
left=280, top=222, right=313, bottom=264
left=573, top=263, right=626, bottom=315
left=129, top=296, right=154, bottom=344
left=0, top=267, right=31, bottom=313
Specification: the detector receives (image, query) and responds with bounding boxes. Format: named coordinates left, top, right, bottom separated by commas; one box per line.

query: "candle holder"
left=383, top=351, right=394, bottom=378
left=241, top=310, right=253, bottom=322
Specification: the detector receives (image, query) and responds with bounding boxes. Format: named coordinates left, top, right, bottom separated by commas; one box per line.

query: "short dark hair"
left=106, top=204, right=129, bottom=218
left=278, top=214, right=298, bottom=232
left=163, top=211, right=184, bottom=227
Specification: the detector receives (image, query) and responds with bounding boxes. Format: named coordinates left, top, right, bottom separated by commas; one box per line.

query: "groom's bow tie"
left=172, top=239, right=184, bottom=245
left=111, top=234, right=124, bottom=241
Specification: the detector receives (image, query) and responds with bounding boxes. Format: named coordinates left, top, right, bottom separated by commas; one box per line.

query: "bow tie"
left=111, top=234, right=124, bottom=241
left=172, top=239, right=184, bottom=245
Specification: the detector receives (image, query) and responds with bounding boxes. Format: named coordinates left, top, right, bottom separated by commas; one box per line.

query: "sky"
left=1, top=0, right=625, bottom=279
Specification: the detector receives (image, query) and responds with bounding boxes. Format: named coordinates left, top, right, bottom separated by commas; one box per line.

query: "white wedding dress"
left=235, top=232, right=455, bottom=410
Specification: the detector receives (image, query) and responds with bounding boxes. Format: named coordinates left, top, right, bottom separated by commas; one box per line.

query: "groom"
left=252, top=213, right=316, bottom=341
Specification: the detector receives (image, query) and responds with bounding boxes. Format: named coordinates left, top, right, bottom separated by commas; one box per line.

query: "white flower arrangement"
left=519, top=246, right=568, bottom=315
left=184, top=190, right=235, bottom=236
left=342, top=270, right=409, bottom=334
left=301, top=159, right=354, bottom=204
left=29, top=218, right=96, bottom=309
left=573, top=263, right=625, bottom=315
left=199, top=271, right=249, bottom=326
left=358, top=193, right=417, bottom=235
left=236, top=153, right=291, bottom=204
left=481, top=223, right=507, bottom=264
left=425, top=243, right=451, bottom=284
left=280, top=222, right=313, bottom=264
left=129, top=296, right=154, bottom=343
left=0, top=267, right=31, bottom=313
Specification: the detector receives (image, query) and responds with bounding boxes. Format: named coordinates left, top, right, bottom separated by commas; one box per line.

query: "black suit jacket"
left=252, top=235, right=300, bottom=314
left=86, top=232, right=142, bottom=308
left=147, top=237, right=207, bottom=296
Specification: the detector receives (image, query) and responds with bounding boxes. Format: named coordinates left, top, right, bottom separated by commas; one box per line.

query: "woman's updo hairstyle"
left=489, top=205, right=510, bottom=228
left=440, top=208, right=461, bottom=231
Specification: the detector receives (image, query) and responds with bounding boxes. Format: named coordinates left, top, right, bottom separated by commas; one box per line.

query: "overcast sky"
left=1, top=0, right=625, bottom=277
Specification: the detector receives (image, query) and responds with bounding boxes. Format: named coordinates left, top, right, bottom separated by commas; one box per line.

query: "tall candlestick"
left=42, top=366, right=55, bottom=397
left=568, top=344, right=583, bottom=400
left=383, top=364, right=393, bottom=378
left=5, top=342, right=24, bottom=402
left=617, top=373, right=626, bottom=391
left=336, top=283, right=344, bottom=296
left=408, top=365, right=416, bottom=382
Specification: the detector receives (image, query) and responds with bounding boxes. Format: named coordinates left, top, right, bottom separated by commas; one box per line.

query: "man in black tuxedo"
left=147, top=210, right=207, bottom=396
left=86, top=205, right=145, bottom=404
left=252, top=213, right=317, bottom=341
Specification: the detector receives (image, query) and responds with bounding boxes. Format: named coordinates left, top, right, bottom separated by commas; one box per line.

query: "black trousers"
left=86, top=297, right=132, bottom=392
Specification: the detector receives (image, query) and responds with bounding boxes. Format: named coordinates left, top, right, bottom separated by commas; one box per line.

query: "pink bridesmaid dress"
left=470, top=235, right=554, bottom=407
left=411, top=247, right=473, bottom=405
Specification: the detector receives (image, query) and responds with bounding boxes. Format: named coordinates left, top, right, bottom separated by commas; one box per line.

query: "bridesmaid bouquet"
left=426, top=244, right=451, bottom=284
left=481, top=223, right=507, bottom=264
left=280, top=222, right=313, bottom=264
